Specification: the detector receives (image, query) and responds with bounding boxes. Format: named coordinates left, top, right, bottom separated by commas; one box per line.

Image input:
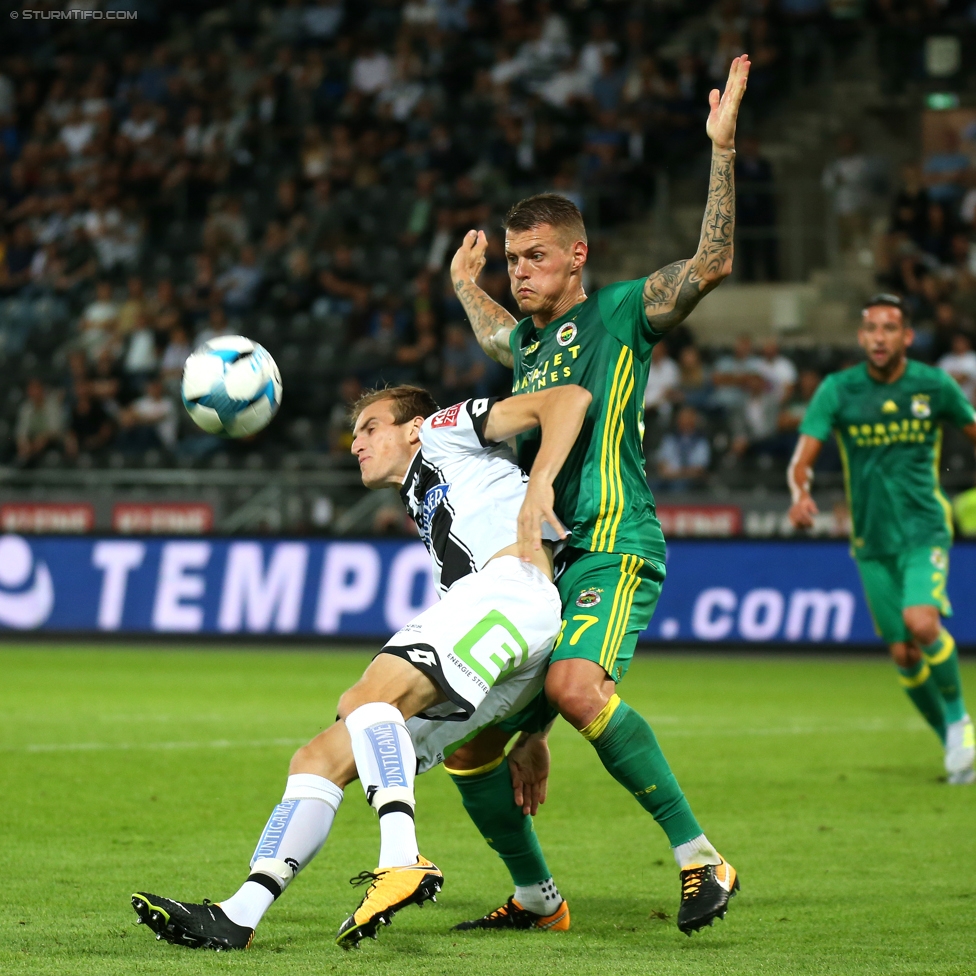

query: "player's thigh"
left=338, top=653, right=444, bottom=720
left=553, top=552, right=665, bottom=682
left=384, top=557, right=561, bottom=722
left=900, top=545, right=952, bottom=619
left=855, top=556, right=907, bottom=645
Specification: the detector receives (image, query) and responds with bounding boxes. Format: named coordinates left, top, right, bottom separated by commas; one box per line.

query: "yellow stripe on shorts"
left=599, top=554, right=644, bottom=674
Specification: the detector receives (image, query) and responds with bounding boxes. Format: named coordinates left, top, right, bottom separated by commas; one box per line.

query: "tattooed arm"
left=643, top=55, right=750, bottom=335
left=450, top=229, right=517, bottom=367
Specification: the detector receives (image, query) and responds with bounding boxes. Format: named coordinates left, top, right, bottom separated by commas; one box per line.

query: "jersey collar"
left=398, top=448, right=422, bottom=503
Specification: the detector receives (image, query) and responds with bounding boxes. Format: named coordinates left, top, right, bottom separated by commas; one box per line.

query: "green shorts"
left=856, top=545, right=952, bottom=645
left=551, top=548, right=665, bottom=683
left=495, top=548, right=665, bottom=735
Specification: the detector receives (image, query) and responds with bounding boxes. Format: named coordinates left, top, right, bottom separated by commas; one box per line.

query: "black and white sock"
left=345, top=702, right=419, bottom=868
left=515, top=877, right=562, bottom=915
left=219, top=774, right=343, bottom=929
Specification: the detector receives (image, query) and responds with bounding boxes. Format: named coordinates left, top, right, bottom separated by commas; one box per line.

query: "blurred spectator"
left=218, top=245, right=263, bottom=314
left=712, top=335, right=761, bottom=411
left=777, top=368, right=822, bottom=433
left=756, top=338, right=797, bottom=403
left=924, top=129, right=969, bottom=207
left=195, top=305, right=230, bottom=348
left=116, top=377, right=176, bottom=452
left=670, top=345, right=714, bottom=413
left=442, top=323, right=488, bottom=400
left=730, top=373, right=779, bottom=460
left=328, top=376, right=363, bottom=457
left=79, top=279, right=119, bottom=361
left=736, top=136, right=779, bottom=282
left=121, top=312, right=158, bottom=390
left=822, top=132, right=876, bottom=255
left=160, top=325, right=192, bottom=392
left=938, top=334, right=976, bottom=405
left=65, top=390, right=114, bottom=459
left=16, top=378, right=65, bottom=465
left=318, top=246, right=370, bottom=313
left=644, top=341, right=680, bottom=422
left=655, top=407, right=711, bottom=491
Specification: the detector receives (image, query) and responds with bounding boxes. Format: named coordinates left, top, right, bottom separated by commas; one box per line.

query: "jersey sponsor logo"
left=882, top=399, right=898, bottom=414
left=911, top=394, right=931, bottom=419
left=556, top=322, right=577, bottom=346
left=431, top=403, right=462, bottom=428
left=524, top=341, right=540, bottom=355
left=576, top=588, right=602, bottom=608
left=419, top=483, right=449, bottom=547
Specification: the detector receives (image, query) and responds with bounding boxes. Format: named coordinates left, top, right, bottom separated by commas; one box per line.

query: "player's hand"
left=517, top=480, right=566, bottom=562
left=706, top=54, right=750, bottom=151
left=450, top=229, right=489, bottom=285
left=789, top=493, right=818, bottom=530
left=508, top=732, right=550, bottom=816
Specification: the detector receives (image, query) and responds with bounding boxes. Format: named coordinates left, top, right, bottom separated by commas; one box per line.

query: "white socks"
left=515, top=877, right=562, bottom=916
left=345, top=702, right=420, bottom=868
left=672, top=833, right=722, bottom=870
left=220, top=773, right=344, bottom=929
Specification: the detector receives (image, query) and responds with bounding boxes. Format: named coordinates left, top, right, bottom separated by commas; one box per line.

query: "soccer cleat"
left=452, top=895, right=570, bottom=931
left=131, top=892, right=254, bottom=950
left=676, top=858, right=739, bottom=936
left=944, top=716, right=975, bottom=785
left=335, top=856, right=443, bottom=949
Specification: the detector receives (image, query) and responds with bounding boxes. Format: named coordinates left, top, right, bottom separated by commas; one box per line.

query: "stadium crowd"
left=0, top=0, right=973, bottom=488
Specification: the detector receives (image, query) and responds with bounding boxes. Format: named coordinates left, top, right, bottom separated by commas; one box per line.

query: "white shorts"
left=380, top=556, right=561, bottom=768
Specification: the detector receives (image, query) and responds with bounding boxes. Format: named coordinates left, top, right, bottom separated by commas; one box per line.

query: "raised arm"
left=483, top=385, right=592, bottom=557
left=450, top=230, right=517, bottom=368
left=787, top=434, right=824, bottom=528
left=642, top=55, right=750, bottom=334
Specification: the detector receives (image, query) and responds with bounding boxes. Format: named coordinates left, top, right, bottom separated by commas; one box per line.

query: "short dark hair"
left=862, top=293, right=908, bottom=322
left=503, top=193, right=587, bottom=245
left=351, top=385, right=439, bottom=427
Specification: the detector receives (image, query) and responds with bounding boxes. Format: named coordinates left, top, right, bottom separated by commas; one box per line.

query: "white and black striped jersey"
left=399, top=397, right=557, bottom=596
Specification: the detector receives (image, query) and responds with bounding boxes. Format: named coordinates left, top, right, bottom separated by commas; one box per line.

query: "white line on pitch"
left=1, top=737, right=308, bottom=754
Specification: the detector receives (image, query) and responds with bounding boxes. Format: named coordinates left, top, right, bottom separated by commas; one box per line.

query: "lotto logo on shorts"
left=431, top=404, right=462, bottom=427
left=930, top=548, right=948, bottom=571
left=576, top=588, right=602, bottom=608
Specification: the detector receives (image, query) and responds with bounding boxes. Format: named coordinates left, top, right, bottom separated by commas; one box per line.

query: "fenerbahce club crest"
left=557, top=322, right=578, bottom=346
left=911, top=394, right=931, bottom=419
left=576, top=588, right=602, bottom=608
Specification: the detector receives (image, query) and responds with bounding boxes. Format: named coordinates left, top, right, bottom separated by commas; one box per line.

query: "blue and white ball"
left=181, top=336, right=282, bottom=438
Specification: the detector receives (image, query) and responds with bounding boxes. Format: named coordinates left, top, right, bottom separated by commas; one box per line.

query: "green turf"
left=1, top=647, right=974, bottom=976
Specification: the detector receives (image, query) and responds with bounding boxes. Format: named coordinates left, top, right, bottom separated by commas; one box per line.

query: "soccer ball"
left=181, top=335, right=282, bottom=438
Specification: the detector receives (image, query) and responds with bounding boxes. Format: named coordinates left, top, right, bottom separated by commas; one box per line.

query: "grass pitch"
left=1, top=647, right=974, bottom=976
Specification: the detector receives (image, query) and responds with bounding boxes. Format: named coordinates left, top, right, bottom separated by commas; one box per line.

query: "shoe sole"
left=947, top=767, right=976, bottom=785
left=131, top=894, right=252, bottom=951
left=677, top=876, right=740, bottom=936
left=336, top=873, right=442, bottom=949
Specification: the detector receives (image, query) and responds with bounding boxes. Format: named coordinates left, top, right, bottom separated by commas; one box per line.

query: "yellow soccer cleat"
left=335, top=856, right=443, bottom=949
left=676, top=857, right=739, bottom=935
left=453, top=895, right=570, bottom=931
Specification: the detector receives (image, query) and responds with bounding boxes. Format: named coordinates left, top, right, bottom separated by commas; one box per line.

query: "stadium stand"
left=0, top=1, right=974, bottom=532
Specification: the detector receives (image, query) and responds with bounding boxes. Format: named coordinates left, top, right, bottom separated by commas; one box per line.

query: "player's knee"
left=902, top=607, right=939, bottom=647
left=889, top=642, right=921, bottom=669
left=545, top=679, right=603, bottom=730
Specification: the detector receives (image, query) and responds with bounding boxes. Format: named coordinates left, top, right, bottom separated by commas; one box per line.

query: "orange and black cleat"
left=453, top=895, right=570, bottom=932
left=676, top=858, right=739, bottom=935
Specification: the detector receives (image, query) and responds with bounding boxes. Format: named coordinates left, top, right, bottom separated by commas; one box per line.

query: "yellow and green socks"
left=921, top=629, right=967, bottom=725
left=447, top=756, right=552, bottom=888
left=898, top=659, right=946, bottom=743
left=581, top=694, right=702, bottom=848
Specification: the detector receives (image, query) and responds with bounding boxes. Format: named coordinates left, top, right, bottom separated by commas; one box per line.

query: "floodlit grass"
left=1, top=646, right=974, bottom=976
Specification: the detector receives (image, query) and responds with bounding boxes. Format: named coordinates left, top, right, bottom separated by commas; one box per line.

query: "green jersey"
left=800, top=359, right=976, bottom=559
left=509, top=277, right=666, bottom=563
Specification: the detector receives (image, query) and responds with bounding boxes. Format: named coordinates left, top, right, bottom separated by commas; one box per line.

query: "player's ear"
left=903, top=325, right=914, bottom=347
left=406, top=415, right=424, bottom=443
left=571, top=240, right=588, bottom=272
